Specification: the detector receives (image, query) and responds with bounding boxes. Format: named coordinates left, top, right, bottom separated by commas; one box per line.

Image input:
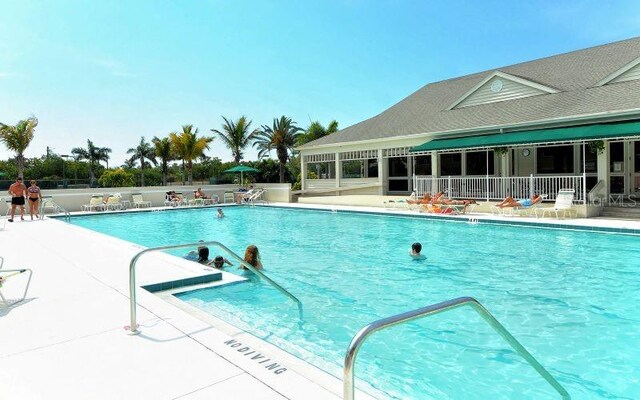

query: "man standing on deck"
left=8, top=177, right=27, bottom=222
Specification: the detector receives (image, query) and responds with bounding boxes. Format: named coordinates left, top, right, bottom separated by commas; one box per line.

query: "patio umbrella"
left=223, top=165, right=259, bottom=186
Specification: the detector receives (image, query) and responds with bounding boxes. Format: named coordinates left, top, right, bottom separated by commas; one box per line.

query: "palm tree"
left=297, top=120, right=338, bottom=146
left=253, top=116, right=303, bottom=183
left=71, top=139, right=112, bottom=186
left=152, top=136, right=174, bottom=186
left=127, top=136, right=157, bottom=187
left=0, top=116, right=38, bottom=178
left=169, top=125, right=213, bottom=185
left=211, top=116, right=257, bottom=163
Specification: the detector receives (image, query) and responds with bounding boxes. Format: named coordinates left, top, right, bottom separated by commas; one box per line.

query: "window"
left=342, top=160, right=364, bottom=178
left=414, top=155, right=432, bottom=175
left=440, top=153, right=462, bottom=175
left=388, top=179, right=409, bottom=191
left=306, top=162, right=332, bottom=179
left=465, top=151, right=495, bottom=175
left=536, top=145, right=574, bottom=174
left=609, top=142, right=624, bottom=173
left=579, top=145, right=598, bottom=173
left=635, top=141, right=640, bottom=173
left=388, top=157, right=408, bottom=177
left=367, top=159, right=379, bottom=178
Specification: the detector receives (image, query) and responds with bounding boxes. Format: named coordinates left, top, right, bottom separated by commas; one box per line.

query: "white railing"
left=306, top=179, right=337, bottom=190
left=341, top=178, right=378, bottom=188
left=413, top=175, right=586, bottom=203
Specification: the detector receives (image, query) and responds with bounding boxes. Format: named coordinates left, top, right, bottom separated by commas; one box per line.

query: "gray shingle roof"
left=301, top=37, right=640, bottom=148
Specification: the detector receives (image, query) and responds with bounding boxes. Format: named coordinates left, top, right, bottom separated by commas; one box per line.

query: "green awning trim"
left=411, top=121, right=640, bottom=152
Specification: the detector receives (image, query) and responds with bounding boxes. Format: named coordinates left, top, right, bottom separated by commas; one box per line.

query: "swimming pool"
left=71, top=207, right=640, bottom=399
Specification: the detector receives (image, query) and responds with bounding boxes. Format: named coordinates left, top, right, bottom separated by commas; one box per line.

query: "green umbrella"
left=224, top=165, right=259, bottom=186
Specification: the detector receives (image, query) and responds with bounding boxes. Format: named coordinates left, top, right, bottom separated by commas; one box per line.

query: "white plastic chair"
left=536, top=190, right=576, bottom=219
left=131, top=193, right=151, bottom=208
left=0, top=257, right=33, bottom=306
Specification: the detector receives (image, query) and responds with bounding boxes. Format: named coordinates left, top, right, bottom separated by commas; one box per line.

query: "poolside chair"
left=536, top=189, right=576, bottom=219
left=165, top=192, right=186, bottom=207
left=491, top=195, right=548, bottom=217
left=384, top=192, right=416, bottom=209
left=81, top=195, right=106, bottom=212
left=189, top=198, right=204, bottom=206
left=223, top=191, right=234, bottom=204
left=421, top=203, right=455, bottom=215
left=0, top=257, right=33, bottom=307
left=39, top=196, right=62, bottom=215
left=131, top=193, right=152, bottom=208
left=105, top=195, right=122, bottom=211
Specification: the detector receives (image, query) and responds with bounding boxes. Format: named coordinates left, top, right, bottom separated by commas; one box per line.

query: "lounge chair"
left=131, top=193, right=152, bottom=208
left=39, top=196, right=62, bottom=215
left=0, top=257, right=33, bottom=306
left=535, top=189, right=576, bottom=219
left=491, top=195, right=547, bottom=217
left=384, top=192, right=416, bottom=209
left=81, top=195, right=106, bottom=212
left=165, top=192, right=186, bottom=207
left=105, top=195, right=122, bottom=211
left=421, top=203, right=455, bottom=214
left=223, top=191, right=234, bottom=204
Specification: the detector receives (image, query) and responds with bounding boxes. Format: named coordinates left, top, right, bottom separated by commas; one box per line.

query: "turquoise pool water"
left=71, top=207, right=640, bottom=399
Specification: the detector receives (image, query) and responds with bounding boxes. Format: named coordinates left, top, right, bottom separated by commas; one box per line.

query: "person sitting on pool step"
left=207, top=255, right=233, bottom=269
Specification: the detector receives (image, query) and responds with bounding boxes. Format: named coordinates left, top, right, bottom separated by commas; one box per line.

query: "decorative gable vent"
left=596, top=57, right=640, bottom=86
left=447, top=71, right=559, bottom=110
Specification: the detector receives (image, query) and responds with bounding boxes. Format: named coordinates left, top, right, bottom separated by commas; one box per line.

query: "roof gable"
left=447, top=71, right=559, bottom=110
left=595, top=56, right=640, bottom=86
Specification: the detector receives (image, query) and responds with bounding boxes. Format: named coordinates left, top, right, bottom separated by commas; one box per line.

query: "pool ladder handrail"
left=344, top=296, right=570, bottom=400
left=38, top=199, right=71, bottom=221
left=128, top=240, right=303, bottom=334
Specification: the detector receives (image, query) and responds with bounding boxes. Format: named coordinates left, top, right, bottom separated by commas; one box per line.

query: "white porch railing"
left=413, top=175, right=586, bottom=204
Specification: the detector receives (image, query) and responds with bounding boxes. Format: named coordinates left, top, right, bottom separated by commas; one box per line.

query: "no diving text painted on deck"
left=224, top=339, right=288, bottom=375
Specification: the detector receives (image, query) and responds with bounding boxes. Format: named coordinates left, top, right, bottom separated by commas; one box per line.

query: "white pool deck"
left=1, top=203, right=638, bottom=400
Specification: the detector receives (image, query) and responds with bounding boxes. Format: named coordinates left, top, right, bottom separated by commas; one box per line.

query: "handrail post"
left=344, top=297, right=570, bottom=400
left=127, top=240, right=303, bottom=335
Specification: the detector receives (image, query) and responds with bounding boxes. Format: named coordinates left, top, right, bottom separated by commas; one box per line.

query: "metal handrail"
left=344, top=296, right=570, bottom=400
left=128, top=240, right=303, bottom=334
left=38, top=198, right=70, bottom=221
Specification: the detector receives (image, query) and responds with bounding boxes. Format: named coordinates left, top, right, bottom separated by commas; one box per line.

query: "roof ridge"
left=429, top=36, right=640, bottom=86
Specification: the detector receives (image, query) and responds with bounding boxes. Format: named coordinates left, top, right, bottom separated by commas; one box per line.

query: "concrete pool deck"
left=1, top=203, right=638, bottom=400
left=0, top=211, right=376, bottom=400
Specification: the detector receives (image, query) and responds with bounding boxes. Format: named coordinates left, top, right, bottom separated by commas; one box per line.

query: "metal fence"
left=413, top=175, right=586, bottom=203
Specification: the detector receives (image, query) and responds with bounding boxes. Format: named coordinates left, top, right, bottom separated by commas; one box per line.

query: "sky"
left=1, top=0, right=639, bottom=165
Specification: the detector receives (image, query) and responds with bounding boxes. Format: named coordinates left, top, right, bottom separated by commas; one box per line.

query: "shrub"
left=98, top=168, right=135, bottom=187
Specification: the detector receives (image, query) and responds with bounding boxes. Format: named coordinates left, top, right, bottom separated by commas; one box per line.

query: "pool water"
left=71, top=207, right=640, bottom=399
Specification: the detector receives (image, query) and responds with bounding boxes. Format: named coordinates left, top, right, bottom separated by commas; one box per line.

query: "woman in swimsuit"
left=27, top=180, right=42, bottom=220
left=496, top=194, right=542, bottom=208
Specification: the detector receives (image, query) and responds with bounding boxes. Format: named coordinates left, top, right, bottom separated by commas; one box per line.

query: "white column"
left=300, top=155, right=307, bottom=191
left=335, top=152, right=341, bottom=193
left=431, top=151, right=439, bottom=194
left=431, top=151, right=439, bottom=177
left=597, top=140, right=610, bottom=199
left=377, top=150, right=384, bottom=195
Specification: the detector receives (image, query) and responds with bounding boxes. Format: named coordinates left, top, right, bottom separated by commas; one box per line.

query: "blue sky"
left=1, top=0, right=639, bottom=164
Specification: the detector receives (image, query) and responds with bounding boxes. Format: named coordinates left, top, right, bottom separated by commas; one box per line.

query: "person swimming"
left=410, top=242, right=426, bottom=260
left=208, top=255, right=233, bottom=269
left=217, top=208, right=225, bottom=218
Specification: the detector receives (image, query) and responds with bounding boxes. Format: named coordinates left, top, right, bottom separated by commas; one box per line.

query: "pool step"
left=142, top=272, right=222, bottom=293
left=599, top=206, right=640, bottom=219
